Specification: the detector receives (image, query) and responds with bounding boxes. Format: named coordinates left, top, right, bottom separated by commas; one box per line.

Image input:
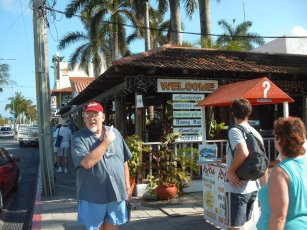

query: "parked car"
left=0, top=126, right=15, bottom=138
left=17, top=125, right=39, bottom=147
left=0, top=148, right=20, bottom=210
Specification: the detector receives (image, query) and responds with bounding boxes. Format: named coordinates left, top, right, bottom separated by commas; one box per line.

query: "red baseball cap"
left=84, top=102, right=104, bottom=113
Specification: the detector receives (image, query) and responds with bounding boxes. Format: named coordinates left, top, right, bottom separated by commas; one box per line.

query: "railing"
left=141, top=137, right=276, bottom=181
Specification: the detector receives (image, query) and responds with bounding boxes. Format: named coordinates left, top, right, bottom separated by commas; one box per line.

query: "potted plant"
left=150, top=132, right=199, bottom=200
left=208, top=120, right=228, bottom=139
left=125, top=135, right=143, bottom=198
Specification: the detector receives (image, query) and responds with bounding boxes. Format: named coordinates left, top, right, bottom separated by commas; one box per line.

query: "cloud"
left=290, top=26, right=307, bottom=36
left=0, top=0, right=30, bottom=13
left=0, top=0, right=17, bottom=11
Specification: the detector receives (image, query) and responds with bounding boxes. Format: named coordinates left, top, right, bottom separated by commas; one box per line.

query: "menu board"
left=202, top=164, right=227, bottom=229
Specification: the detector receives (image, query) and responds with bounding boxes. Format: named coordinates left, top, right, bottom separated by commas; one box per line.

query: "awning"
left=197, top=77, right=294, bottom=107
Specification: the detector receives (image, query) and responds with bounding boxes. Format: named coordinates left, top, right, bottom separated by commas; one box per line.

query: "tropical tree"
left=157, top=0, right=198, bottom=45
left=198, top=0, right=221, bottom=41
left=216, top=19, right=265, bottom=51
left=0, top=117, right=9, bottom=126
left=65, top=0, right=140, bottom=61
left=127, top=7, right=171, bottom=49
left=5, top=92, right=36, bottom=124
left=0, top=63, right=12, bottom=90
left=58, top=11, right=108, bottom=76
left=25, top=104, right=37, bottom=123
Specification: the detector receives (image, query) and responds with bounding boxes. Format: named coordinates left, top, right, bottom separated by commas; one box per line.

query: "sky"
left=1, top=0, right=307, bottom=118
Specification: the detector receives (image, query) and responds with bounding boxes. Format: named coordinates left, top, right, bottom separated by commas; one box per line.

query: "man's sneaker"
left=64, top=168, right=68, bottom=174
left=57, top=167, right=63, bottom=173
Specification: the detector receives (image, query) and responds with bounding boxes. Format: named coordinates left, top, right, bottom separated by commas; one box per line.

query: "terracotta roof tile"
left=112, top=45, right=307, bottom=74
left=69, top=45, right=307, bottom=106
left=70, top=77, right=95, bottom=93
left=51, top=87, right=72, bottom=94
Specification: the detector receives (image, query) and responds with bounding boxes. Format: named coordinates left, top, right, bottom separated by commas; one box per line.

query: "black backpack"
left=228, top=125, right=269, bottom=181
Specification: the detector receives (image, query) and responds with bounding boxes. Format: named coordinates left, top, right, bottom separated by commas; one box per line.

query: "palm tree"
left=127, top=6, right=171, bottom=49
left=5, top=92, right=36, bottom=124
left=0, top=63, right=12, bottom=91
left=65, top=0, right=139, bottom=61
left=157, top=0, right=197, bottom=45
left=216, top=19, right=265, bottom=51
left=58, top=11, right=108, bottom=76
left=25, top=104, right=37, bottom=123
left=198, top=0, right=221, bottom=41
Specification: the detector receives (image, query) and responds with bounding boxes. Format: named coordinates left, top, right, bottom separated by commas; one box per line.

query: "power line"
left=45, top=6, right=307, bottom=39
left=19, top=0, right=34, bottom=70
left=2, top=84, right=35, bottom=89
left=0, top=1, right=31, bottom=39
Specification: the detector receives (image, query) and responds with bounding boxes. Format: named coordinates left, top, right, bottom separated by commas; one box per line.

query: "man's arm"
left=124, top=162, right=131, bottom=196
left=80, top=126, right=116, bottom=169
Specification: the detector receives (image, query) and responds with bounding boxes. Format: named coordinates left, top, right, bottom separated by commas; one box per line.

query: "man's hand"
left=227, top=170, right=243, bottom=187
left=105, top=125, right=116, bottom=144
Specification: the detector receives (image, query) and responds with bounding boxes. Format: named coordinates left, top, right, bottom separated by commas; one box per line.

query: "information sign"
left=172, top=94, right=205, bottom=101
left=173, top=111, right=202, bottom=118
left=202, top=164, right=227, bottom=229
left=173, top=119, right=201, bottom=126
left=173, top=127, right=202, bottom=135
left=173, top=102, right=201, bottom=110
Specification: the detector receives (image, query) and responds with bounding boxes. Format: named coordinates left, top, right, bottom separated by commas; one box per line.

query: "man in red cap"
left=71, top=101, right=132, bottom=230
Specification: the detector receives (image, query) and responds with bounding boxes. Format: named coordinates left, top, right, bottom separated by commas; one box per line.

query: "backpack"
left=228, top=125, right=269, bottom=181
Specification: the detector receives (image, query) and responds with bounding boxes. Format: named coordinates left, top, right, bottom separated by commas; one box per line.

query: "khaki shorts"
left=57, top=147, right=70, bottom=157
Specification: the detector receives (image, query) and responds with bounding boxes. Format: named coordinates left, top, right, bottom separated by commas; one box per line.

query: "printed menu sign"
left=202, top=164, right=227, bottom=229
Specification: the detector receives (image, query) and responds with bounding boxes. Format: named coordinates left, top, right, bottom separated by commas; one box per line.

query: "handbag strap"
left=57, top=127, right=60, bottom=137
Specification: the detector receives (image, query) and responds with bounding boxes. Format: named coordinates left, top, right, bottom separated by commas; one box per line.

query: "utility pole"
left=11, top=86, right=15, bottom=131
left=33, top=0, right=54, bottom=196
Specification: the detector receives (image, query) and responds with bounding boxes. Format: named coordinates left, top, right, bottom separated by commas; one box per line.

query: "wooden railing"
left=141, top=137, right=276, bottom=180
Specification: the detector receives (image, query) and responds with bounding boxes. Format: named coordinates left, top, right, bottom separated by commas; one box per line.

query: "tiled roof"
left=112, top=44, right=307, bottom=74
left=68, top=45, right=307, bottom=106
left=51, top=87, right=72, bottom=95
left=70, top=77, right=95, bottom=93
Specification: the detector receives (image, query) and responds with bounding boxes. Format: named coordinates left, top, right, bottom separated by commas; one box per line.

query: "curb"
left=31, top=166, right=42, bottom=230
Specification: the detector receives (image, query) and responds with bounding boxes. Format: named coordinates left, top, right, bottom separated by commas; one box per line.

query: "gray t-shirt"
left=71, top=126, right=132, bottom=204
left=225, top=124, right=262, bottom=194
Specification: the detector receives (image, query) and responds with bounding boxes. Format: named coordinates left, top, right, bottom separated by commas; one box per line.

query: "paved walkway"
left=32, top=161, right=220, bottom=230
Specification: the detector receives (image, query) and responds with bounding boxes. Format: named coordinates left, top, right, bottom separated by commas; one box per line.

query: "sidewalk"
left=32, top=161, right=220, bottom=230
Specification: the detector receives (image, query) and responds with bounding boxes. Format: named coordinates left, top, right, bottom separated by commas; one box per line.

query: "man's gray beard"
left=88, top=126, right=98, bottom=133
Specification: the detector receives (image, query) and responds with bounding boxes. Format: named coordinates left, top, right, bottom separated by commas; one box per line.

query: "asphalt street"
left=0, top=138, right=39, bottom=230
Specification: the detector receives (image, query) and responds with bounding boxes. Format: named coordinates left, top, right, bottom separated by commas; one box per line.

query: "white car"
left=0, top=126, right=15, bottom=138
left=17, top=125, right=39, bottom=147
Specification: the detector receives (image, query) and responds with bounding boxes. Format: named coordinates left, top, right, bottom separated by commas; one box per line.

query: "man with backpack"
left=225, top=98, right=265, bottom=230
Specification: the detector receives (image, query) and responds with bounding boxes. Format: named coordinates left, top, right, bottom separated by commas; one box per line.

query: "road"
left=0, top=138, right=39, bottom=230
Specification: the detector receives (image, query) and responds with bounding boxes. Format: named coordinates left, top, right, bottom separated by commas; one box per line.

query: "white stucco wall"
left=56, top=62, right=95, bottom=89
left=251, top=37, right=307, bottom=55
left=286, top=38, right=307, bottom=54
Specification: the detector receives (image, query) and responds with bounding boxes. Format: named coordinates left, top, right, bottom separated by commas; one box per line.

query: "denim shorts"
left=225, top=191, right=257, bottom=228
left=77, top=200, right=128, bottom=230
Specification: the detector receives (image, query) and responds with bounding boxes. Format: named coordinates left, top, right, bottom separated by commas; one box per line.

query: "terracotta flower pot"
left=156, top=184, right=178, bottom=200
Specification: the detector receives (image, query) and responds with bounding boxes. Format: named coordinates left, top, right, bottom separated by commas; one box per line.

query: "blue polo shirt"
left=71, top=126, right=132, bottom=204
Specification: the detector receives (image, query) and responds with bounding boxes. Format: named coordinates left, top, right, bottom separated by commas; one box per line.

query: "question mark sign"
left=262, top=81, right=271, bottom=98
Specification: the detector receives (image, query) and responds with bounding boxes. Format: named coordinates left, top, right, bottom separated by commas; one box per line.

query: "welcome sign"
left=157, top=79, right=218, bottom=93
